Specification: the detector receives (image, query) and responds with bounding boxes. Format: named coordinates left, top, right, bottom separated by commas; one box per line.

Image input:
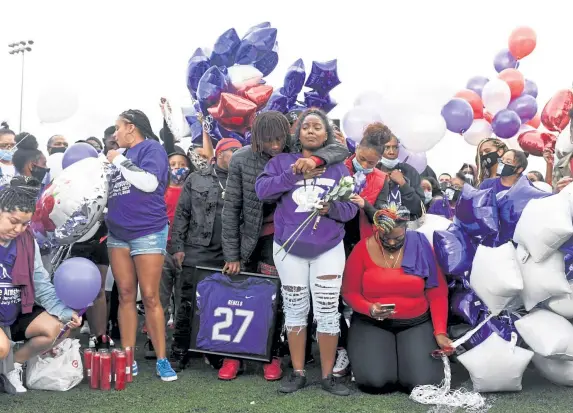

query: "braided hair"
left=250, top=111, right=290, bottom=154
left=475, top=138, right=508, bottom=185
left=119, top=109, right=159, bottom=142
left=0, top=176, right=40, bottom=214
left=373, top=203, right=410, bottom=234
left=12, top=133, right=43, bottom=175
left=293, top=108, right=336, bottom=151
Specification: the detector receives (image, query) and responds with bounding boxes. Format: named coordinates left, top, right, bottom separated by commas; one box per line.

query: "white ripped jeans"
left=273, top=242, right=345, bottom=336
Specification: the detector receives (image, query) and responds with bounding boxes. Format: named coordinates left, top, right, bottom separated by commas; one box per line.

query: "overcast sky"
left=1, top=0, right=571, bottom=174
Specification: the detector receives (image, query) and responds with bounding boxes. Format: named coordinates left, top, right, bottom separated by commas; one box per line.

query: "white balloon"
left=463, top=119, right=493, bottom=146
left=353, top=91, right=386, bottom=111
left=482, top=79, right=511, bottom=115
left=46, top=153, right=64, bottom=181
left=399, top=114, right=446, bottom=153
left=533, top=181, right=553, bottom=193
left=37, top=83, right=79, bottom=123
left=342, top=107, right=383, bottom=143
left=227, top=65, right=263, bottom=89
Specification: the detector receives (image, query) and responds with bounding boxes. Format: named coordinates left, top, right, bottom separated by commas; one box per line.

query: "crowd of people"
left=0, top=105, right=570, bottom=398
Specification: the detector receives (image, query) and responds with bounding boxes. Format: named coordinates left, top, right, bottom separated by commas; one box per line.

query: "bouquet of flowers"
left=276, top=171, right=366, bottom=257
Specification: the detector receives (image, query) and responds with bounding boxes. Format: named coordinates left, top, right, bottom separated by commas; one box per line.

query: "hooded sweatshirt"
left=255, top=153, right=358, bottom=259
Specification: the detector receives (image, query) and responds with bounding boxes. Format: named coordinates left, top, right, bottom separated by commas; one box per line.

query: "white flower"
left=341, top=176, right=354, bottom=186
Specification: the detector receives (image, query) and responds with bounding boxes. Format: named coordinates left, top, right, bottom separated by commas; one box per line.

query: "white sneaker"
left=80, top=322, right=91, bottom=335
left=167, top=314, right=174, bottom=329
left=332, top=348, right=350, bottom=378
left=2, top=363, right=27, bottom=393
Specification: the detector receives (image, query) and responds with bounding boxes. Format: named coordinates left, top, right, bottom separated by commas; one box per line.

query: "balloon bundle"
left=444, top=26, right=572, bottom=157
left=184, top=22, right=341, bottom=145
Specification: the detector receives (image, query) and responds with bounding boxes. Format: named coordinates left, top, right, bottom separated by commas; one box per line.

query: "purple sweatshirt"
left=255, top=153, right=358, bottom=258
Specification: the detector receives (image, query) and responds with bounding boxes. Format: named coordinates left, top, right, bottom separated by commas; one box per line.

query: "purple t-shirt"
left=255, top=153, right=358, bottom=258
left=106, top=139, right=169, bottom=241
left=0, top=241, right=20, bottom=327
left=479, top=178, right=511, bottom=197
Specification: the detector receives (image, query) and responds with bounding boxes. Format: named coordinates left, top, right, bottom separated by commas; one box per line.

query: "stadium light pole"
left=8, top=40, right=34, bottom=133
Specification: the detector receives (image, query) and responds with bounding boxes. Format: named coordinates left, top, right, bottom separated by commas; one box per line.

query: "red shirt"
left=164, top=186, right=183, bottom=241
left=342, top=238, right=448, bottom=335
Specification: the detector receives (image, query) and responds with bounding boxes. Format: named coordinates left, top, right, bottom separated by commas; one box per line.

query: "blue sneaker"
left=132, top=361, right=139, bottom=377
left=156, top=358, right=178, bottom=382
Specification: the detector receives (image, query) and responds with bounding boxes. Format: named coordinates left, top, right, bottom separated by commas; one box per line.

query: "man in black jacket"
left=221, top=111, right=350, bottom=274
left=377, top=134, right=424, bottom=219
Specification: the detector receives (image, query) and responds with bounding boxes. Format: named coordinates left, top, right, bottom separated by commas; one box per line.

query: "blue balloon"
left=450, top=287, right=486, bottom=326
left=508, top=94, right=538, bottom=122
left=304, top=91, right=337, bottom=113
left=466, top=76, right=489, bottom=97
left=235, top=27, right=278, bottom=65
left=523, top=79, right=538, bottom=98
left=244, top=22, right=271, bottom=38
left=253, top=41, right=279, bottom=76
left=497, top=176, right=550, bottom=244
left=283, top=59, right=306, bottom=97
left=304, top=59, right=341, bottom=96
left=263, top=90, right=288, bottom=112
left=186, top=48, right=211, bottom=98
left=433, top=224, right=476, bottom=276
left=491, top=109, right=521, bottom=139
left=196, top=66, right=229, bottom=115
left=454, top=184, right=499, bottom=238
left=54, top=258, right=101, bottom=310
left=210, top=28, right=241, bottom=68
left=494, top=49, right=519, bottom=73
left=441, top=98, right=474, bottom=133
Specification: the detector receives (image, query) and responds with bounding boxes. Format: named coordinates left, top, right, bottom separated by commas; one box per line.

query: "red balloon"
left=244, top=85, right=273, bottom=109
left=526, top=113, right=541, bottom=128
left=541, top=90, right=573, bottom=132
left=454, top=89, right=483, bottom=119
left=508, top=26, right=537, bottom=60
left=517, top=130, right=556, bottom=157
left=484, top=111, right=493, bottom=124
left=208, top=93, right=257, bottom=134
left=498, top=69, right=525, bottom=99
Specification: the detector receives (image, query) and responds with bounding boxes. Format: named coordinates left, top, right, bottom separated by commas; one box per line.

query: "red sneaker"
left=263, top=357, right=283, bottom=381
left=218, top=359, right=241, bottom=380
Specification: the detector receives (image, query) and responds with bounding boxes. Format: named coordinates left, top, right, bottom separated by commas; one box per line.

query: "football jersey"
left=195, top=272, right=276, bottom=357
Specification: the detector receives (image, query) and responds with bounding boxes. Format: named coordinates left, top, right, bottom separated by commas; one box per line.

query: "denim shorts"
left=107, top=225, right=168, bottom=256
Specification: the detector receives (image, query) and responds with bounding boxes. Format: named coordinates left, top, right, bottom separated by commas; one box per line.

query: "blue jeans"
left=107, top=225, right=168, bottom=256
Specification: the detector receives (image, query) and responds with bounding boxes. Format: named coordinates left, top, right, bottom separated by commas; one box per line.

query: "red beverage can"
left=90, top=351, right=101, bottom=389
left=125, top=347, right=133, bottom=383
left=99, top=351, right=112, bottom=391
left=114, top=351, right=127, bottom=391
left=83, top=348, right=93, bottom=382
left=111, top=349, right=120, bottom=378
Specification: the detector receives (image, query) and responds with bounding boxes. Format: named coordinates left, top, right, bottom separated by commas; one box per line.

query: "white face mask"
left=379, top=157, right=400, bottom=169
left=424, top=191, right=433, bottom=203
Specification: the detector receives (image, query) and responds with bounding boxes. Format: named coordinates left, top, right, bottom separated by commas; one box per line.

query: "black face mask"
left=381, top=236, right=405, bottom=253
left=49, top=146, right=67, bottom=155
left=480, top=152, right=499, bottom=169
left=31, top=165, right=49, bottom=182
left=497, top=162, right=519, bottom=177
left=439, top=182, right=449, bottom=191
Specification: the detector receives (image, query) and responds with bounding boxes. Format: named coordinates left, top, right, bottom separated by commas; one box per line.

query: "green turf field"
left=1, top=335, right=572, bottom=413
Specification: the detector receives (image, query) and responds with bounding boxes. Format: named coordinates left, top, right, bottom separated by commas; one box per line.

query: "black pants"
left=172, top=265, right=196, bottom=351
left=348, top=312, right=443, bottom=393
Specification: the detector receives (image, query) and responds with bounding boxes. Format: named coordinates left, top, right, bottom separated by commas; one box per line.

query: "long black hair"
left=250, top=111, right=291, bottom=154
left=0, top=176, right=41, bottom=213
left=12, top=133, right=43, bottom=174
left=292, top=108, right=337, bottom=151
left=119, top=109, right=159, bottom=141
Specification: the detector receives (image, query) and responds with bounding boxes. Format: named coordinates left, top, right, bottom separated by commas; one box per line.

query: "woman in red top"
left=342, top=203, right=452, bottom=393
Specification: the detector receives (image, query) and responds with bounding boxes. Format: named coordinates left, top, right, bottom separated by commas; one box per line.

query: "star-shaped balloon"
left=244, top=85, right=273, bottom=109
left=304, top=91, right=337, bottom=113
left=186, top=48, right=211, bottom=99
left=283, top=58, right=306, bottom=98
left=450, top=287, right=485, bottom=327
left=210, top=28, right=241, bottom=69
left=433, top=224, right=476, bottom=276
left=235, top=27, right=278, bottom=65
left=454, top=184, right=499, bottom=238
left=304, top=59, right=341, bottom=95
left=254, top=41, right=279, bottom=77
left=208, top=93, right=257, bottom=134
left=196, top=66, right=230, bottom=115
left=263, top=90, right=288, bottom=113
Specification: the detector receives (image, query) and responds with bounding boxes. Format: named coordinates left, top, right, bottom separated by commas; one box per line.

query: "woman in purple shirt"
left=256, top=109, right=358, bottom=396
left=479, top=149, right=528, bottom=196
left=105, top=110, right=176, bottom=382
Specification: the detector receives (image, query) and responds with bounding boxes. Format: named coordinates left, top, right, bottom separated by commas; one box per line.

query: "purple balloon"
left=235, top=27, right=278, bottom=65
left=450, top=288, right=485, bottom=326
left=454, top=184, right=499, bottom=238
left=62, top=143, right=98, bottom=169
left=466, top=76, right=489, bottom=97
left=494, top=49, right=519, bottom=73
left=496, top=176, right=550, bottom=244
left=304, top=91, right=337, bottom=113
left=54, top=257, right=102, bottom=310
left=210, top=28, right=241, bottom=68
left=491, top=109, right=521, bottom=139
left=427, top=197, right=454, bottom=219
left=441, top=98, right=474, bottom=133
left=253, top=41, right=279, bottom=76
left=508, top=94, right=538, bottom=122
left=304, top=59, right=341, bottom=96
left=523, top=79, right=538, bottom=98
left=465, top=311, right=519, bottom=350
left=196, top=66, right=229, bottom=115
left=244, top=22, right=271, bottom=38
left=186, top=48, right=211, bottom=98
left=283, top=59, right=306, bottom=97
left=560, top=237, right=573, bottom=257
left=263, top=89, right=288, bottom=112
left=397, top=143, right=427, bottom=173
left=433, top=224, right=476, bottom=276
left=346, top=138, right=356, bottom=154
left=565, top=253, right=573, bottom=280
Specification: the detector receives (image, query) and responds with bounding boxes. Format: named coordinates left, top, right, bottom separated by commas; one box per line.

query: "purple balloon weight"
left=54, top=257, right=102, bottom=310
left=450, top=287, right=486, bottom=326
left=304, top=59, right=341, bottom=96
left=466, top=76, right=489, bottom=97
left=283, top=58, right=306, bottom=97
left=523, top=79, right=538, bottom=98
left=454, top=184, right=499, bottom=238
left=508, top=94, right=538, bottom=122
left=210, top=28, right=241, bottom=69
left=186, top=48, right=211, bottom=98
left=235, top=27, right=278, bottom=65
left=494, top=49, right=519, bottom=73
left=196, top=66, right=229, bottom=115
left=441, top=98, right=474, bottom=134
left=492, top=109, right=521, bottom=139
left=496, top=176, right=550, bottom=244
left=62, top=143, right=98, bottom=169
left=433, top=224, right=476, bottom=276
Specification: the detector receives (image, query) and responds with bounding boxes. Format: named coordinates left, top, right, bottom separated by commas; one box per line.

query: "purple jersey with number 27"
left=195, top=272, right=277, bottom=356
